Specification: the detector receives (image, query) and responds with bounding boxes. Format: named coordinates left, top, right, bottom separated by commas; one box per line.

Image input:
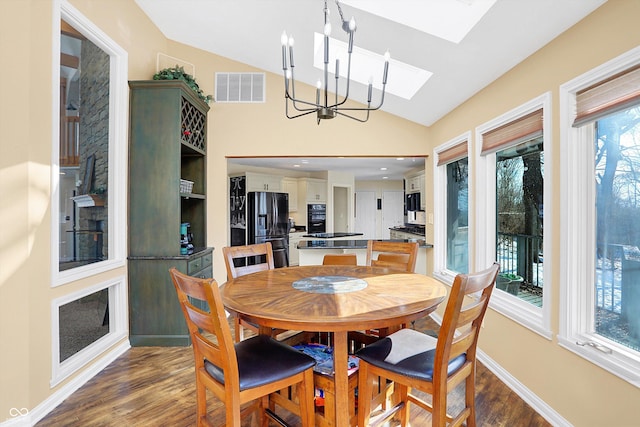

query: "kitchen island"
left=298, top=239, right=433, bottom=275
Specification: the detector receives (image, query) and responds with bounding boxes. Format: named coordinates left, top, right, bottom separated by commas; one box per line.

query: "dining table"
left=220, top=264, right=447, bottom=427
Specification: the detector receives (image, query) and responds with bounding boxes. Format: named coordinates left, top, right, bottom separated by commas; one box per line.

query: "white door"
left=382, top=191, right=405, bottom=239
left=355, top=191, right=376, bottom=239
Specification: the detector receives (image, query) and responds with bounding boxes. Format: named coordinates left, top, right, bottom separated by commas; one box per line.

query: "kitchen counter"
left=298, top=239, right=432, bottom=249
left=302, top=232, right=364, bottom=239
left=298, top=239, right=433, bottom=275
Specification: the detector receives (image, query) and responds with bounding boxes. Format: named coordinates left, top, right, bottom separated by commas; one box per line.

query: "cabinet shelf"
left=180, top=192, right=205, bottom=200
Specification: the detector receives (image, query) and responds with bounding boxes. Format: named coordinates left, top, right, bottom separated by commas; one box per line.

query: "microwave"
left=406, top=192, right=421, bottom=212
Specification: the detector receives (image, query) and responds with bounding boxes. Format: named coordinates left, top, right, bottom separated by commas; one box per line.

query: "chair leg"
left=396, top=383, right=410, bottom=427
left=260, top=395, right=269, bottom=427
left=357, top=361, right=374, bottom=427
left=195, top=378, right=207, bottom=426
left=466, top=366, right=477, bottom=427
left=234, top=315, right=242, bottom=342
left=298, top=369, right=315, bottom=427
left=432, top=385, right=447, bottom=427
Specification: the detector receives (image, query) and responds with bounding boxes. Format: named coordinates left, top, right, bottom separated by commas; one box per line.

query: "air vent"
left=215, top=72, right=265, bottom=103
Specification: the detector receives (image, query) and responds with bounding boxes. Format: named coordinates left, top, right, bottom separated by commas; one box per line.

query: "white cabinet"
left=299, top=178, right=327, bottom=203
left=405, top=172, right=426, bottom=210
left=244, top=172, right=282, bottom=192
left=405, top=174, right=422, bottom=193
left=282, top=178, right=298, bottom=212
left=288, top=232, right=305, bottom=266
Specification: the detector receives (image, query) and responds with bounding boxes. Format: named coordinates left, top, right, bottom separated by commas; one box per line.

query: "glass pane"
left=59, top=288, right=110, bottom=362
left=59, top=22, right=110, bottom=271
left=594, top=107, right=640, bottom=352
left=495, top=138, right=544, bottom=306
left=446, top=158, right=469, bottom=273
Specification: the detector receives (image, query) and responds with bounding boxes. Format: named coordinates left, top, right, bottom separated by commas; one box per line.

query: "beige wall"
left=427, top=1, right=640, bottom=425
left=2, top=0, right=639, bottom=425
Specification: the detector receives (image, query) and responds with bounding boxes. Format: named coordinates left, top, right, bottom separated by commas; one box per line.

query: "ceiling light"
left=281, top=0, right=389, bottom=124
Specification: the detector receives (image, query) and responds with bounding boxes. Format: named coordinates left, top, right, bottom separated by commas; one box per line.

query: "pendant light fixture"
left=281, top=0, right=390, bottom=124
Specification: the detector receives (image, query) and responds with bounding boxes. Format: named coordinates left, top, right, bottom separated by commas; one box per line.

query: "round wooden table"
left=220, top=265, right=447, bottom=427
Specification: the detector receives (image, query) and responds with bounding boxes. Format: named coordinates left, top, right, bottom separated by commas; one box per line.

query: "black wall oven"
left=307, top=204, right=326, bottom=233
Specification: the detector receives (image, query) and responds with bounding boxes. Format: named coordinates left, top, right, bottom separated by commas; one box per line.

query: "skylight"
left=313, top=33, right=432, bottom=100
left=341, top=0, right=497, bottom=44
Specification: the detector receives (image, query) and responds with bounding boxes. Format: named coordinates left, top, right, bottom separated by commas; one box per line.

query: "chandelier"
left=281, top=0, right=390, bottom=124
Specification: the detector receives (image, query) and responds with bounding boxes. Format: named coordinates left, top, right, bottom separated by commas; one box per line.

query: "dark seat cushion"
left=356, top=328, right=466, bottom=382
left=204, top=335, right=316, bottom=391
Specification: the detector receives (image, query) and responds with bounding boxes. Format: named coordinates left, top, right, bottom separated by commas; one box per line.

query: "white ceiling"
left=134, top=0, right=605, bottom=180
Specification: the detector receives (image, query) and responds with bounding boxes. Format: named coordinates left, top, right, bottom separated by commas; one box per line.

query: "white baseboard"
left=428, top=313, right=571, bottom=427
left=0, top=341, right=130, bottom=427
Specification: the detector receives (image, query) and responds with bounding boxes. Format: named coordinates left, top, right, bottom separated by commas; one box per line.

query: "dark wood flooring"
left=36, top=317, right=551, bottom=426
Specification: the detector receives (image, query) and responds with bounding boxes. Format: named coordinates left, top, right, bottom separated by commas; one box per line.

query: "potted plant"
left=153, top=65, right=213, bottom=104
left=496, top=273, right=523, bottom=295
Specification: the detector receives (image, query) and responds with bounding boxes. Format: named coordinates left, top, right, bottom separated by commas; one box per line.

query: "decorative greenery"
left=153, top=65, right=213, bottom=104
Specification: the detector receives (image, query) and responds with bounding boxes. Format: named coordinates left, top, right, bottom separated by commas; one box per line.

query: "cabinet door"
left=307, top=180, right=327, bottom=202
left=246, top=172, right=282, bottom=192
left=282, top=178, right=298, bottom=211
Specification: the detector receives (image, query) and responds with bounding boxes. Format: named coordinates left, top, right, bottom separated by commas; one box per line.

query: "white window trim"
left=475, top=92, right=553, bottom=340
left=433, top=131, right=472, bottom=284
left=558, top=46, right=640, bottom=387
left=51, top=0, right=128, bottom=287
left=50, top=275, right=129, bottom=387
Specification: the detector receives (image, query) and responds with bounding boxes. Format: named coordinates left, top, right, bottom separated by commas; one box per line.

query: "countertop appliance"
left=248, top=191, right=290, bottom=267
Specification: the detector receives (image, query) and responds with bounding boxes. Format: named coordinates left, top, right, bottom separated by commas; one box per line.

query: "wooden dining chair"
left=169, top=268, right=316, bottom=427
left=366, top=240, right=419, bottom=273
left=322, top=253, right=358, bottom=265
left=356, top=263, right=500, bottom=427
left=222, top=243, right=293, bottom=342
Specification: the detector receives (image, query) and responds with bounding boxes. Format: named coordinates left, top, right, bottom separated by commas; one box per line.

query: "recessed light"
left=383, top=176, right=389, bottom=180
left=396, top=157, right=405, bottom=161
left=294, top=164, right=301, bottom=168
left=380, top=167, right=387, bottom=171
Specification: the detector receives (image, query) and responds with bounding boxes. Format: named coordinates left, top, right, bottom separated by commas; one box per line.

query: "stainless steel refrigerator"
left=247, top=191, right=290, bottom=267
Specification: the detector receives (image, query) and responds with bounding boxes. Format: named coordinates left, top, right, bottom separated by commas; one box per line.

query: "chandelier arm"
left=334, top=109, right=371, bottom=123
left=285, top=100, right=322, bottom=119
left=286, top=96, right=323, bottom=112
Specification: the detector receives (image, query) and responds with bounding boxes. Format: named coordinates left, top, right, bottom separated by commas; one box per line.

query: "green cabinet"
left=128, top=80, right=212, bottom=346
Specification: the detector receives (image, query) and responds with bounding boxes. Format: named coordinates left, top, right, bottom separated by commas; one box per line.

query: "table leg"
left=333, top=331, right=350, bottom=427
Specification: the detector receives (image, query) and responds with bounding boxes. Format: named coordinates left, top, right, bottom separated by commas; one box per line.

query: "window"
left=434, top=133, right=470, bottom=282
left=559, top=47, right=640, bottom=386
left=476, top=93, right=552, bottom=338
left=51, top=2, right=128, bottom=386
left=53, top=4, right=127, bottom=285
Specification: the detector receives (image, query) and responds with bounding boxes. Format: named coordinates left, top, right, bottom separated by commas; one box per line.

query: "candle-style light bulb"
left=281, top=31, right=288, bottom=70
left=316, top=80, right=322, bottom=104
left=324, top=22, right=332, bottom=37
left=288, top=35, right=295, bottom=68
left=383, top=51, right=390, bottom=84
left=349, top=17, right=357, bottom=32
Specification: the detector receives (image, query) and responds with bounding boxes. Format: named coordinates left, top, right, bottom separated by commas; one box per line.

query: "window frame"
left=559, top=46, right=640, bottom=387
left=475, top=92, right=553, bottom=339
left=51, top=0, right=128, bottom=287
left=49, top=1, right=130, bottom=386
left=433, top=132, right=472, bottom=284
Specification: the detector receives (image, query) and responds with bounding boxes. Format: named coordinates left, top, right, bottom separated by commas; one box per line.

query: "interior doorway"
left=333, top=186, right=350, bottom=232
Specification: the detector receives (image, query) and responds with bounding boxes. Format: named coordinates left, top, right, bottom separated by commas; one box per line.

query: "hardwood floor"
left=36, top=317, right=551, bottom=426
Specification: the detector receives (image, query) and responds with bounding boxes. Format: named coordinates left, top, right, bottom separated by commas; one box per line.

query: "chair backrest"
left=322, top=253, right=358, bottom=266
left=365, top=240, right=419, bottom=272
left=222, top=242, right=275, bottom=279
left=434, top=263, right=500, bottom=381
left=169, top=268, right=238, bottom=385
